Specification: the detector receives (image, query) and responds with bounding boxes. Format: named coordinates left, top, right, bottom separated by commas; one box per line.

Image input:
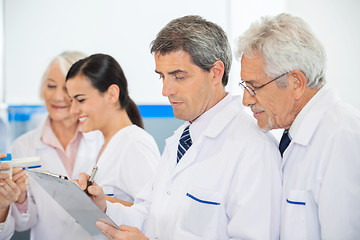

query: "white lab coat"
left=10, top=118, right=104, bottom=240
left=107, top=94, right=282, bottom=239
left=281, top=88, right=360, bottom=239
left=94, top=125, right=161, bottom=202
left=0, top=207, right=15, bottom=240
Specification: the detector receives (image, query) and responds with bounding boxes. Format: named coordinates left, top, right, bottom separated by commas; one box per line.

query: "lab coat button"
left=154, top=237, right=158, bottom=240
left=167, top=191, right=171, bottom=195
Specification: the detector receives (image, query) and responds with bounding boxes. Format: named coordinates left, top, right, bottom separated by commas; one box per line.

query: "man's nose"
left=242, top=89, right=257, bottom=107
left=162, top=78, right=175, bottom=97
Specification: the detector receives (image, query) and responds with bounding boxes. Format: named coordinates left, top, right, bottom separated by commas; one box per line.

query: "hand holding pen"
left=78, top=170, right=107, bottom=212
left=84, top=166, right=98, bottom=195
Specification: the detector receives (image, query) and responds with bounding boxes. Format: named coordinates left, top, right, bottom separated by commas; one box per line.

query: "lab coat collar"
left=166, top=93, right=241, bottom=145
left=166, top=94, right=242, bottom=177
left=191, top=93, right=239, bottom=140
left=290, top=87, right=341, bottom=146
left=82, top=130, right=104, bottom=142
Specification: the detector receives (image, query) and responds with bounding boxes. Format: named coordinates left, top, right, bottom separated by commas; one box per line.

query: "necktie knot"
left=279, top=129, right=291, bottom=157
left=177, top=125, right=192, bottom=163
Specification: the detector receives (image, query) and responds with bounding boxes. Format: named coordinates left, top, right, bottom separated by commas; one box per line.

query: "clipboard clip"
left=26, top=169, right=69, bottom=180
left=44, top=171, right=69, bottom=180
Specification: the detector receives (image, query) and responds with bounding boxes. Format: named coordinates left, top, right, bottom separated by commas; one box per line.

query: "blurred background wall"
left=1, top=0, right=359, bottom=150
left=0, top=0, right=359, bottom=159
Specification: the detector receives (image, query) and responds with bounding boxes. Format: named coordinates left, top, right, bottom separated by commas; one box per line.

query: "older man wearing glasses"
left=237, top=13, right=360, bottom=239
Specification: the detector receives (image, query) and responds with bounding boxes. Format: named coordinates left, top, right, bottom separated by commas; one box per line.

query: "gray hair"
left=150, top=15, right=232, bottom=86
left=39, top=51, right=86, bottom=99
left=236, top=13, right=326, bottom=89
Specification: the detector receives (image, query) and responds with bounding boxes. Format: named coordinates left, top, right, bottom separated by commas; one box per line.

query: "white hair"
left=236, top=13, right=326, bottom=89
left=39, top=51, right=86, bottom=99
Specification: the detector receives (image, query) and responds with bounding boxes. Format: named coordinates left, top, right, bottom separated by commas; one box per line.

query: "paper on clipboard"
left=26, top=169, right=121, bottom=239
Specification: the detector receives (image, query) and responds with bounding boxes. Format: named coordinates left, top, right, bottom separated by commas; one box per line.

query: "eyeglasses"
left=239, top=71, right=290, bottom=96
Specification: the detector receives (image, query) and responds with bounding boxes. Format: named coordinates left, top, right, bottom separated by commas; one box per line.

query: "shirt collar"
left=41, top=116, right=82, bottom=150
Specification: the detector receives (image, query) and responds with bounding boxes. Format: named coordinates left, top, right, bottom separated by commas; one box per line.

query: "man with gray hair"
left=79, top=15, right=282, bottom=239
left=237, top=13, right=360, bottom=239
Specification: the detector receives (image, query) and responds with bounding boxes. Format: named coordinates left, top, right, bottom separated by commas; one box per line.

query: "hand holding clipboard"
left=26, top=169, right=120, bottom=239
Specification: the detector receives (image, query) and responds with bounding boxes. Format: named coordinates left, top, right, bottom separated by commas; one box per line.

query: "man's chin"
left=258, top=118, right=273, bottom=132
left=259, top=125, right=271, bottom=133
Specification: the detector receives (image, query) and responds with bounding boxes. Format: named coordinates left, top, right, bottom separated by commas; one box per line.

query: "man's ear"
left=291, top=70, right=307, bottom=100
left=106, top=84, right=120, bottom=104
left=210, top=60, right=225, bottom=86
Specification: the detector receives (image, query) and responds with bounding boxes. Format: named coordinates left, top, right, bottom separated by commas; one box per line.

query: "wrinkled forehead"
left=241, top=53, right=267, bottom=79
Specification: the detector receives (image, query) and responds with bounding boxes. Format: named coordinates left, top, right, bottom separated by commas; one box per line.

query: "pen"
left=85, top=166, right=98, bottom=195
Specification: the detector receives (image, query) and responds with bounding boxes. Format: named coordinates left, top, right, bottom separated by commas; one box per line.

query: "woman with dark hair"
left=66, top=53, right=160, bottom=205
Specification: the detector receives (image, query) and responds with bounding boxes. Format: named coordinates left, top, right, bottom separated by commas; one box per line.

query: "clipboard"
left=26, top=169, right=121, bottom=238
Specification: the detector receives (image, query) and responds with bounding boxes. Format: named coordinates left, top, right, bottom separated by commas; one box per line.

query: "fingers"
left=96, top=222, right=148, bottom=240
left=89, top=184, right=107, bottom=212
left=87, top=182, right=102, bottom=196
left=96, top=221, right=122, bottom=239
left=12, top=168, right=27, bottom=194
left=0, top=164, right=10, bottom=171
left=14, top=173, right=28, bottom=191
left=3, top=179, right=20, bottom=194
left=0, top=173, right=10, bottom=180
left=78, top=172, right=90, bottom=190
left=12, top=167, right=24, bottom=175
left=14, top=173, right=27, bottom=184
left=12, top=168, right=27, bottom=182
left=119, top=225, right=142, bottom=233
left=0, top=153, right=6, bottom=159
left=87, top=181, right=105, bottom=198
left=0, top=179, right=21, bottom=208
left=0, top=164, right=11, bottom=180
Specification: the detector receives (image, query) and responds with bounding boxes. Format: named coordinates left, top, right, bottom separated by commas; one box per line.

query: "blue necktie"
left=177, top=125, right=192, bottom=163
left=279, top=129, right=291, bottom=157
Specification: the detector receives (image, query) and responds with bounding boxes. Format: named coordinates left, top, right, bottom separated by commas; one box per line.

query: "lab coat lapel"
left=162, top=124, right=199, bottom=179
left=30, top=120, right=66, bottom=173
left=281, top=88, right=341, bottom=169
left=171, top=135, right=204, bottom=177
left=169, top=96, right=239, bottom=179
left=72, top=130, right=103, bottom=178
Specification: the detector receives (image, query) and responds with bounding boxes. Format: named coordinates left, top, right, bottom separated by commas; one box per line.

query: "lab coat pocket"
left=102, top=186, right=114, bottom=197
left=180, top=187, right=222, bottom=238
left=282, top=190, right=320, bottom=240
left=282, top=190, right=307, bottom=240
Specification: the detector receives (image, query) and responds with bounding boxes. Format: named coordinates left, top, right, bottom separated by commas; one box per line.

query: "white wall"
left=2, top=0, right=360, bottom=109
left=286, top=0, right=360, bottom=110
left=3, top=0, right=230, bottom=105
left=228, top=0, right=286, bottom=96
